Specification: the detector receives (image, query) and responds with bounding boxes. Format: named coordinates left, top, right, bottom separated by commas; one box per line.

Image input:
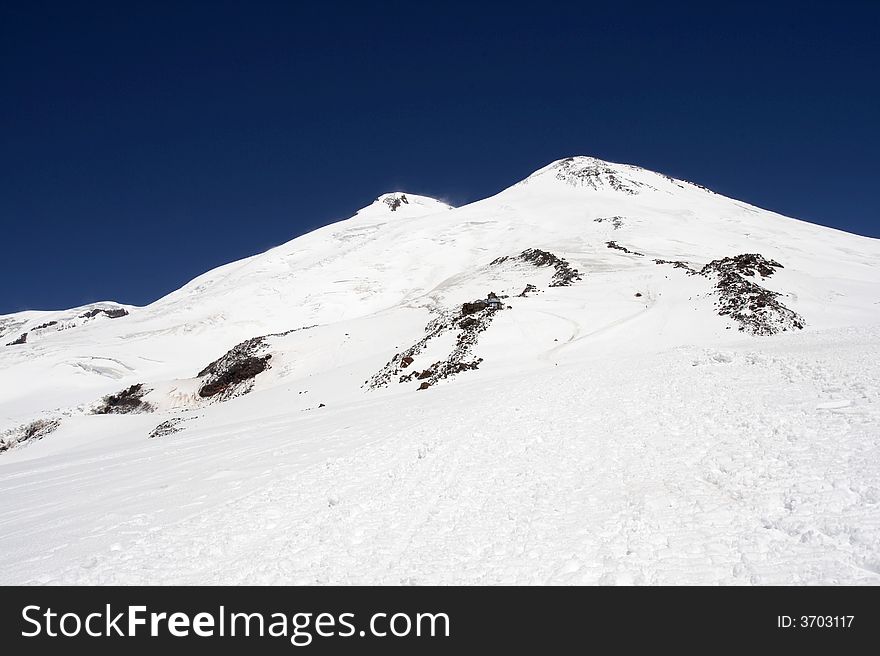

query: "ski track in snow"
left=3, top=327, right=877, bottom=585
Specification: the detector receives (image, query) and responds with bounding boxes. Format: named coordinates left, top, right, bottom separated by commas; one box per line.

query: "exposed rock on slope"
left=702, top=253, right=783, bottom=279
left=0, top=418, right=61, bottom=454
left=594, top=216, right=624, bottom=229
left=79, top=308, right=129, bottom=320
left=0, top=317, right=28, bottom=341
left=6, top=333, right=27, bottom=346
left=148, top=417, right=196, bottom=439
left=547, top=157, right=656, bottom=194
left=4, top=306, right=129, bottom=348
left=700, top=254, right=804, bottom=336
left=606, top=241, right=644, bottom=256
left=94, top=383, right=153, bottom=414
left=491, top=248, right=582, bottom=287
left=383, top=194, right=409, bottom=211
left=654, top=258, right=698, bottom=273
left=654, top=253, right=805, bottom=335
left=196, top=337, right=272, bottom=400
left=368, top=303, right=500, bottom=391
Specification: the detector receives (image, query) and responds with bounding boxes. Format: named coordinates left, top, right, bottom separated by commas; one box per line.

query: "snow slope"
left=1, top=156, right=878, bottom=584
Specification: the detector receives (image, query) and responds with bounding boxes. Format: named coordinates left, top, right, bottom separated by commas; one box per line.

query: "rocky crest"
left=196, top=337, right=272, bottom=400
left=606, top=241, right=644, bottom=256
left=700, top=254, right=803, bottom=336
left=382, top=193, right=409, bottom=211
left=368, top=300, right=502, bottom=391
left=547, top=157, right=655, bottom=195
left=654, top=253, right=804, bottom=335
left=491, top=248, right=582, bottom=287
left=0, top=418, right=61, bottom=454
left=94, top=383, right=153, bottom=415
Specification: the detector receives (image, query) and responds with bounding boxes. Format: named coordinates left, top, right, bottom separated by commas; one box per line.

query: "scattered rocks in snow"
left=701, top=255, right=804, bottom=336
left=594, top=216, right=624, bottom=229
left=369, top=303, right=497, bottom=391
left=606, top=241, right=644, bottom=256
left=0, top=317, right=28, bottom=342
left=79, top=308, right=129, bottom=320
left=370, top=249, right=584, bottom=391
left=549, top=157, right=655, bottom=195
left=148, top=414, right=200, bottom=438
left=271, top=324, right=318, bottom=337
left=94, top=383, right=153, bottom=414
left=383, top=194, right=409, bottom=211
left=6, top=310, right=129, bottom=347
left=655, top=252, right=804, bottom=335
left=701, top=253, right=783, bottom=279
left=654, top=258, right=698, bottom=274
left=197, top=337, right=272, bottom=400
left=367, top=318, right=448, bottom=389
left=0, top=418, right=61, bottom=453
left=149, top=418, right=184, bottom=439
left=492, top=248, right=582, bottom=287
left=6, top=333, right=27, bottom=346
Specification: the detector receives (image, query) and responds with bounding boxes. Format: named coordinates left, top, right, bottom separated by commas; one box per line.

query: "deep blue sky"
left=2, top=1, right=878, bottom=313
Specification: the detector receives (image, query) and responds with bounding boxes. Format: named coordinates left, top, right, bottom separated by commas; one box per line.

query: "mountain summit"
left=355, top=192, right=454, bottom=220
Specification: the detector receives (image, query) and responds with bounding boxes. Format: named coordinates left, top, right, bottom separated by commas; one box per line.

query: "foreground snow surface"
left=2, top=324, right=878, bottom=585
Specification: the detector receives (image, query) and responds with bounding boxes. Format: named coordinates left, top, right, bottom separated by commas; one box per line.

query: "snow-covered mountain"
left=2, top=156, right=879, bottom=584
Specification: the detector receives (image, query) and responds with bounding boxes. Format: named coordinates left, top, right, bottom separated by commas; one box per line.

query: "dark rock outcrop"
left=94, top=383, right=153, bottom=414
left=551, top=157, right=654, bottom=195
left=462, top=300, right=488, bottom=315
left=79, top=308, right=129, bottom=320
left=655, top=252, right=803, bottom=335
left=199, top=355, right=271, bottom=398
left=6, top=333, right=27, bottom=346
left=492, top=248, right=582, bottom=287
left=368, top=303, right=497, bottom=391
left=148, top=418, right=184, bottom=439
left=606, top=241, right=643, bottom=256
left=383, top=194, right=409, bottom=211
left=701, top=253, right=783, bottom=279
left=0, top=418, right=61, bottom=453
left=700, top=254, right=802, bottom=335
left=197, top=337, right=272, bottom=399
left=654, top=258, right=698, bottom=274
left=594, top=216, right=624, bottom=229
